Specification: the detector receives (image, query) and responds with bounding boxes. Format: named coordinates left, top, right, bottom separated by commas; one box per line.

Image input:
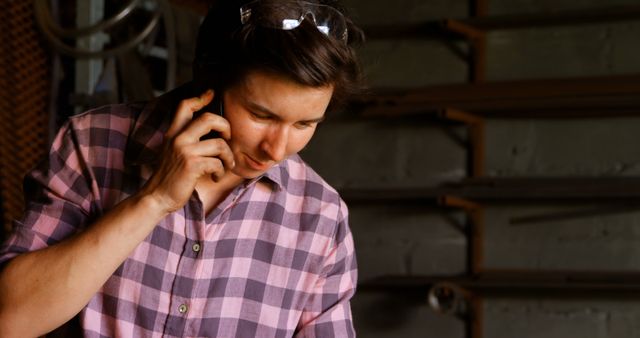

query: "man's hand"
left=141, top=89, right=235, bottom=214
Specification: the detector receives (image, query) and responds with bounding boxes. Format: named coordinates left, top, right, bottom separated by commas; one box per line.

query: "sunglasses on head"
left=239, top=0, right=348, bottom=43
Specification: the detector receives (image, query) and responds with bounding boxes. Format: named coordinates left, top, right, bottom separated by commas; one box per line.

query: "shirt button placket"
left=192, top=242, right=201, bottom=253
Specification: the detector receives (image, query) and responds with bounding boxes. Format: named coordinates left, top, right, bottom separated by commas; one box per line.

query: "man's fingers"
left=176, top=112, right=231, bottom=144
left=166, top=89, right=214, bottom=138
left=190, top=138, right=236, bottom=170
left=201, top=157, right=227, bottom=182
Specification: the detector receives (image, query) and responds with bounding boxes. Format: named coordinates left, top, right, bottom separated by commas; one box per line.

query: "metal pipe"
left=159, top=0, right=177, bottom=90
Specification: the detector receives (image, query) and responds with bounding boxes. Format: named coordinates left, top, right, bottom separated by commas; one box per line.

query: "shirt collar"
left=252, top=158, right=291, bottom=191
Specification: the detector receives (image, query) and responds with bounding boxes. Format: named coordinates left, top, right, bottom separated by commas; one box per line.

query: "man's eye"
left=295, top=122, right=314, bottom=129
left=251, top=112, right=271, bottom=120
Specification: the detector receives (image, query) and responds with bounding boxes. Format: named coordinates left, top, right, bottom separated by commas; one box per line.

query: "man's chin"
left=231, top=165, right=267, bottom=180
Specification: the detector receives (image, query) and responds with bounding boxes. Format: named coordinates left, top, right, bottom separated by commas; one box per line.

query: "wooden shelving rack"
left=350, top=2, right=640, bottom=338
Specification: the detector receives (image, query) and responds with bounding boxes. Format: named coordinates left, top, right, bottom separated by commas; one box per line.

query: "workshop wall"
left=300, top=0, right=640, bottom=336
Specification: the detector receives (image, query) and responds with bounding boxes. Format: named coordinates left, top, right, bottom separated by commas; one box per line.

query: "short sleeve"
left=0, top=119, right=96, bottom=267
left=295, top=199, right=357, bottom=337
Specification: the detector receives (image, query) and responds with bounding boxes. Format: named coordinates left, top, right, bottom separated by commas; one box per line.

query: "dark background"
left=3, top=0, right=640, bottom=337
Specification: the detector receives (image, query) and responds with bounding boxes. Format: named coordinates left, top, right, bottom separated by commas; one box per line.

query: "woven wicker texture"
left=0, top=1, right=50, bottom=236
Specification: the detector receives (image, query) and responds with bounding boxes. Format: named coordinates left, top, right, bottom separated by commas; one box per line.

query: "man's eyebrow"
left=246, top=100, right=326, bottom=123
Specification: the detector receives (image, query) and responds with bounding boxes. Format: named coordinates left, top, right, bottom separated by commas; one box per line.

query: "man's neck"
left=195, top=172, right=246, bottom=215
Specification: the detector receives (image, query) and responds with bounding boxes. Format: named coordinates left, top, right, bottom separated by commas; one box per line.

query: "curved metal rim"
left=34, top=0, right=141, bottom=39
left=34, top=0, right=177, bottom=92
left=34, top=3, right=162, bottom=59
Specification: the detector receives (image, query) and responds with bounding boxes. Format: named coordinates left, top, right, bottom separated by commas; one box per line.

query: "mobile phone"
left=194, top=90, right=224, bottom=140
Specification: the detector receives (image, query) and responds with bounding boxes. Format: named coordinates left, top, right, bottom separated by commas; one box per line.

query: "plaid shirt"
left=0, top=86, right=357, bottom=337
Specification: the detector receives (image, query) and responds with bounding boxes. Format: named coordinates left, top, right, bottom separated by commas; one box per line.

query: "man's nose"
left=261, top=126, right=288, bottom=162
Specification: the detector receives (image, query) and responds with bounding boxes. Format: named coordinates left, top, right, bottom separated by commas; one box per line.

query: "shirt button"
left=192, top=243, right=201, bottom=253
left=178, top=304, right=188, bottom=314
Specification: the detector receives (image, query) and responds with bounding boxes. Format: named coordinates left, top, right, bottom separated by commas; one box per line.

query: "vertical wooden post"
left=468, top=1, right=488, bottom=336
left=439, top=194, right=485, bottom=338
left=470, top=0, right=489, bottom=83
left=441, top=108, right=485, bottom=177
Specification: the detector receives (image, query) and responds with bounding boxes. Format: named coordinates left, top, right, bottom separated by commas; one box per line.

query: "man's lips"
left=245, top=153, right=270, bottom=171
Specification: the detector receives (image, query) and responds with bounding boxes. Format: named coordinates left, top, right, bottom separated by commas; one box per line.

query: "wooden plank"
left=340, top=177, right=640, bottom=202
left=168, top=0, right=209, bottom=15
left=362, top=5, right=640, bottom=39
left=453, top=177, right=640, bottom=200
left=463, top=5, right=640, bottom=30
left=354, top=75, right=640, bottom=118
left=360, top=270, right=640, bottom=297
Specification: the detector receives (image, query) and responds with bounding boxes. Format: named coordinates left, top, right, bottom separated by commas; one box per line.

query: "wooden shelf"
left=356, top=4, right=640, bottom=337
left=353, top=75, right=640, bottom=118
left=456, top=5, right=640, bottom=31
left=363, top=5, right=640, bottom=40
left=168, top=0, right=209, bottom=15
left=359, top=269, right=640, bottom=298
left=341, top=177, right=640, bottom=203
left=449, top=177, right=640, bottom=201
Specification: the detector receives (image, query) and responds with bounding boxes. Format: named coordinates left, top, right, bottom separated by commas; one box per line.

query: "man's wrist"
left=132, top=190, right=174, bottom=221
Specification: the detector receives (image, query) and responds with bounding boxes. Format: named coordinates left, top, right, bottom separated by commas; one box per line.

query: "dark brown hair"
left=193, top=0, right=365, bottom=112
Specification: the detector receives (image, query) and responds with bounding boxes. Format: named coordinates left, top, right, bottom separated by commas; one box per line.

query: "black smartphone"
left=194, top=90, right=224, bottom=140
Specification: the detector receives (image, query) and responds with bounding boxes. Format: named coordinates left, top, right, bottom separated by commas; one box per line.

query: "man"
left=0, top=0, right=364, bottom=336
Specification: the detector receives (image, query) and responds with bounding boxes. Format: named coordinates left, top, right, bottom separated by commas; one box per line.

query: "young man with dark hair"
left=0, top=1, right=364, bottom=336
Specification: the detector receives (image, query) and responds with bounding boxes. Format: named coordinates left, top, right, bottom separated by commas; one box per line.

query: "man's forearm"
left=0, top=193, right=168, bottom=338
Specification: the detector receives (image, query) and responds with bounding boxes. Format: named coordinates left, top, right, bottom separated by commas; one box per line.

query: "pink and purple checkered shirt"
left=0, top=86, right=357, bottom=337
